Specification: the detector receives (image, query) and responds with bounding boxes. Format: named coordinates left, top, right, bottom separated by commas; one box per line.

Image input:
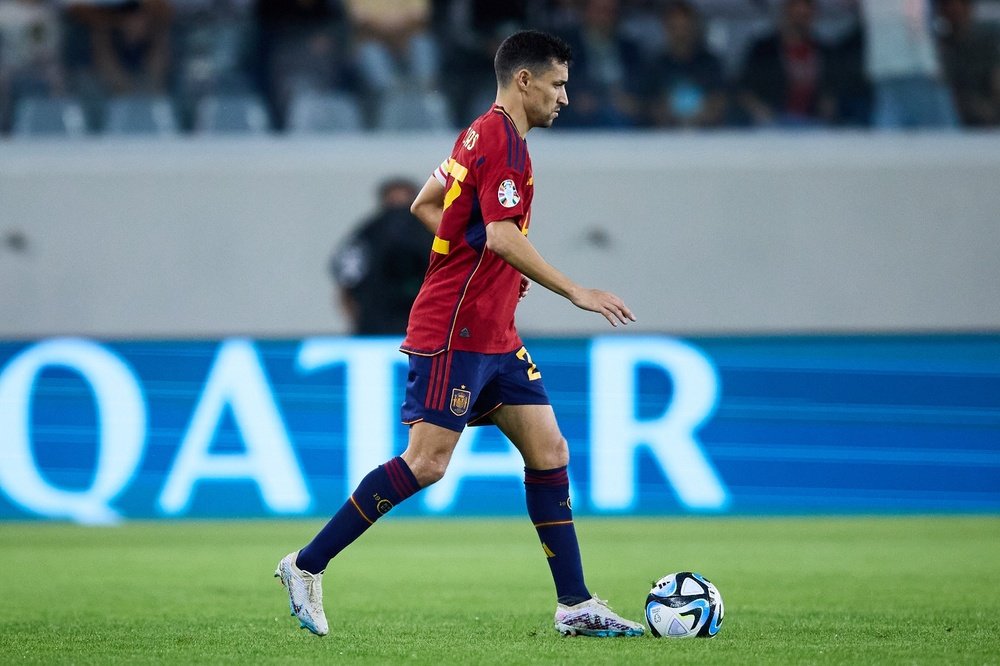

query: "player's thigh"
left=401, top=421, right=463, bottom=486
left=490, top=403, right=568, bottom=470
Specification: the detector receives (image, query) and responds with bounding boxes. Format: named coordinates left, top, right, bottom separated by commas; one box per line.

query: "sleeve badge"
left=498, top=179, right=520, bottom=208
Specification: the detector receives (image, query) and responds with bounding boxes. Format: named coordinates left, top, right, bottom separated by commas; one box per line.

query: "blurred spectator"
left=859, top=0, right=958, bottom=129
left=170, top=0, right=256, bottom=129
left=556, top=0, right=644, bottom=128
left=642, top=0, right=727, bottom=129
left=821, top=12, right=872, bottom=126
left=329, top=178, right=433, bottom=336
left=71, top=0, right=174, bottom=97
left=436, top=0, right=534, bottom=125
left=736, top=0, right=833, bottom=127
left=618, top=0, right=666, bottom=62
left=60, top=2, right=96, bottom=130
left=2, top=0, right=994, bottom=138
left=0, top=0, right=65, bottom=132
left=546, top=0, right=582, bottom=33
left=936, top=0, right=1000, bottom=127
left=347, top=0, right=438, bottom=95
left=253, top=0, right=355, bottom=130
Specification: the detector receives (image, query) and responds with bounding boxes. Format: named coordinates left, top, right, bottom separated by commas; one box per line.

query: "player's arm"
left=410, top=176, right=446, bottom=235
left=485, top=220, right=635, bottom=327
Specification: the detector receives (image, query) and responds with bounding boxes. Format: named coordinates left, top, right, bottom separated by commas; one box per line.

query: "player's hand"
left=518, top=275, right=532, bottom=301
left=570, top=287, right=636, bottom=327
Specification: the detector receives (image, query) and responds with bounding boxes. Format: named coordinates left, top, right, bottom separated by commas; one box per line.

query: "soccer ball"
left=645, top=571, right=724, bottom=638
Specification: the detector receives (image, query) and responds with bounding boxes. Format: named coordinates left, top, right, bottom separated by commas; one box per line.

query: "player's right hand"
left=518, top=275, right=532, bottom=301
left=571, top=288, right=636, bottom=328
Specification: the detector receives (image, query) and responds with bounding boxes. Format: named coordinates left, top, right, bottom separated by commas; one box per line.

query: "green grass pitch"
left=1, top=516, right=998, bottom=665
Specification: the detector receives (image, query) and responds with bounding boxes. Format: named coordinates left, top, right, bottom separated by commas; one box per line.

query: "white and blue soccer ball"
left=645, top=571, right=724, bottom=638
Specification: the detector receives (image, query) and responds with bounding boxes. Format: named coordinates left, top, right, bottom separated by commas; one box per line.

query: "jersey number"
left=516, top=347, right=542, bottom=381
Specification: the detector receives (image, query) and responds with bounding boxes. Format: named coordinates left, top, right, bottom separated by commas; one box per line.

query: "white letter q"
left=0, top=339, right=145, bottom=524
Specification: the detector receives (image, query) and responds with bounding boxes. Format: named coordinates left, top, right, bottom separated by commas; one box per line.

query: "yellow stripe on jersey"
left=432, top=236, right=450, bottom=255
left=442, top=158, right=470, bottom=212
left=443, top=180, right=461, bottom=211
left=449, top=160, right=469, bottom=182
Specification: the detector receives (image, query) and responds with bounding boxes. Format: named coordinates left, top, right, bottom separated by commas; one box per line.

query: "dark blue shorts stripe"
left=401, top=347, right=550, bottom=432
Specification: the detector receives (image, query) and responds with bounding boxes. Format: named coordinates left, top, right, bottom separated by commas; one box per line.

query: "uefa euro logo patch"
left=498, top=179, right=520, bottom=208
left=450, top=387, right=471, bottom=416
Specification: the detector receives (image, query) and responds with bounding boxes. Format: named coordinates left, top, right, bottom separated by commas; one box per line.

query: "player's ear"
left=515, top=68, right=532, bottom=92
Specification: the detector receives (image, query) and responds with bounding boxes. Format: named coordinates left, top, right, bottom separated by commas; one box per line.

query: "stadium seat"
left=376, top=90, right=452, bottom=132
left=287, top=91, right=363, bottom=134
left=11, top=97, right=87, bottom=138
left=104, top=96, right=179, bottom=136
left=194, top=94, right=270, bottom=134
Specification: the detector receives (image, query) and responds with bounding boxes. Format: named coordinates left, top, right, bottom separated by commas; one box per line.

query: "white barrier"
left=2, top=132, right=999, bottom=336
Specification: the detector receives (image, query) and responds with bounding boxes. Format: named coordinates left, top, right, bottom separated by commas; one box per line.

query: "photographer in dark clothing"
left=329, top=178, right=433, bottom=335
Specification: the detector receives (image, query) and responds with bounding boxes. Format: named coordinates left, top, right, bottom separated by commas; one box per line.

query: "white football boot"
left=274, top=552, right=329, bottom=636
left=554, top=595, right=645, bottom=637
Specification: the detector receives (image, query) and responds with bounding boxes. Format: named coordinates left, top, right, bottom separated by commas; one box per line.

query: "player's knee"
left=408, top=454, right=449, bottom=486
left=551, top=436, right=570, bottom=468
left=531, top=435, right=569, bottom=470
left=419, top=461, right=448, bottom=486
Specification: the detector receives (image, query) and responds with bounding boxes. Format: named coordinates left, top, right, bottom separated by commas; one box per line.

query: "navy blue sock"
left=524, top=466, right=591, bottom=605
left=296, top=457, right=420, bottom=574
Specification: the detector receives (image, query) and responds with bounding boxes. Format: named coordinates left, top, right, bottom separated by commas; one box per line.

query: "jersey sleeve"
left=475, top=126, right=529, bottom=225
left=431, top=157, right=450, bottom=187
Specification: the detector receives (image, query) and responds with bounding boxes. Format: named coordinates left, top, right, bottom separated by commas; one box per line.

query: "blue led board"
left=0, top=335, right=997, bottom=521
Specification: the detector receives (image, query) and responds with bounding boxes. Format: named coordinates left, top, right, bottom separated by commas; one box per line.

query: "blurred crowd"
left=1, top=0, right=998, bottom=137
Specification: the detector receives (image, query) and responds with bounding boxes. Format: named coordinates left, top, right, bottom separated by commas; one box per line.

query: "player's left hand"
left=570, top=287, right=636, bottom=328
left=518, top=275, right=532, bottom=301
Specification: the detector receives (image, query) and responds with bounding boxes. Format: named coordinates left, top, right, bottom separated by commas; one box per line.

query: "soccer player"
left=276, top=29, right=642, bottom=638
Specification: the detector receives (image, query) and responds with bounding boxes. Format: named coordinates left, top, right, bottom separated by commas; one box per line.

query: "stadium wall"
left=2, top=133, right=1000, bottom=338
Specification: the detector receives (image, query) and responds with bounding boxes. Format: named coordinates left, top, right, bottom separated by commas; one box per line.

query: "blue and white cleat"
left=554, top=596, right=645, bottom=637
left=274, top=552, right=329, bottom=636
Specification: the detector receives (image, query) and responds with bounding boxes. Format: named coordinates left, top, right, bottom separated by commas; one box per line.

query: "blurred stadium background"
left=1, top=0, right=998, bottom=523
left=1, top=1, right=999, bottom=661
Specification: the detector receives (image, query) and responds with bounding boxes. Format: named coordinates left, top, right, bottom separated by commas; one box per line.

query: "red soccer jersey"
left=401, top=105, right=534, bottom=356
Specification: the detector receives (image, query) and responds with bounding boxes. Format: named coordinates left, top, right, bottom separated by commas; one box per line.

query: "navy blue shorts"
left=401, top=346, right=551, bottom=432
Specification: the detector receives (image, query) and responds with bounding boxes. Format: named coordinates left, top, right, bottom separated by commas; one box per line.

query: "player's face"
left=526, top=60, right=569, bottom=129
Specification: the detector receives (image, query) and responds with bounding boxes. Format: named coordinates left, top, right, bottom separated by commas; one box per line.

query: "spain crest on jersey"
left=498, top=179, right=520, bottom=208
left=450, top=387, right=471, bottom=416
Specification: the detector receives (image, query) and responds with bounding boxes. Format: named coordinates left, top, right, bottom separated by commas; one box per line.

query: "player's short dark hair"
left=494, top=30, right=572, bottom=87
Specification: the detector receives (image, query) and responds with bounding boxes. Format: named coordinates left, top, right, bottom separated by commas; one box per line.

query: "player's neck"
left=494, top=94, right=530, bottom=138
